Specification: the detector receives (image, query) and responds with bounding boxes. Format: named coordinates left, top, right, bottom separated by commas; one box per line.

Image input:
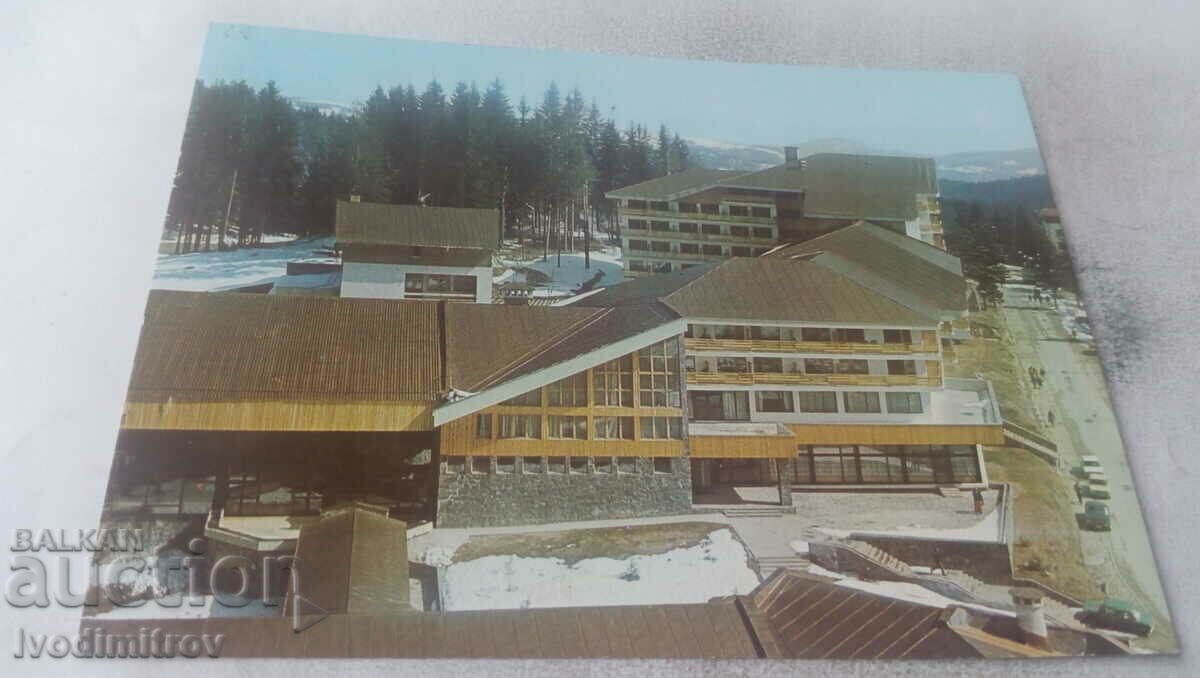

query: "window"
left=678, top=222, right=698, bottom=233
left=731, top=246, right=753, bottom=257
left=886, top=392, right=924, bottom=414
left=445, top=457, right=465, bottom=474
left=593, top=355, right=634, bottom=407
left=547, top=373, right=588, bottom=407
left=678, top=203, right=698, bottom=213
left=404, top=273, right=476, bottom=299
left=836, top=359, right=870, bottom=374
left=628, top=239, right=649, bottom=251
left=652, top=261, right=672, bottom=273
left=883, top=329, right=913, bottom=344
left=627, top=200, right=647, bottom=209
left=797, top=391, right=838, bottom=413
left=471, top=456, right=491, bottom=474
left=650, top=240, right=670, bottom=252
left=752, top=227, right=772, bottom=239
left=801, top=327, right=832, bottom=342
left=627, top=219, right=648, bottom=230
left=755, top=391, right=794, bottom=413
left=700, top=203, right=720, bottom=215
left=804, top=358, right=835, bottom=374
left=650, top=201, right=669, bottom=211
left=751, top=206, right=772, bottom=218
left=689, top=391, right=750, bottom=421
left=496, top=456, right=515, bottom=474
left=522, top=456, right=543, bottom=473
left=502, top=389, right=541, bottom=407
left=547, top=457, right=567, bottom=474
left=595, top=456, right=614, bottom=473
left=833, top=328, right=867, bottom=343
left=569, top=457, right=589, bottom=474
left=499, top=414, right=541, bottom=439
left=753, top=357, right=784, bottom=373
left=617, top=457, right=637, bottom=474
left=650, top=220, right=671, bottom=231
left=701, top=223, right=722, bottom=235
left=728, top=205, right=750, bottom=217
left=641, top=417, right=683, bottom=440
left=628, top=259, right=649, bottom=272
left=843, top=392, right=882, bottom=413
left=887, top=360, right=918, bottom=376
left=594, top=416, right=635, bottom=440
left=701, top=244, right=723, bottom=255
left=729, top=225, right=750, bottom=237
left=714, top=325, right=745, bottom=339
left=638, top=339, right=681, bottom=407
left=548, top=415, right=588, bottom=440
left=475, top=414, right=493, bottom=439
left=679, top=242, right=700, bottom=254
left=717, top=357, right=750, bottom=373
left=653, top=458, right=673, bottom=474
left=224, top=469, right=321, bottom=517
left=749, top=325, right=781, bottom=340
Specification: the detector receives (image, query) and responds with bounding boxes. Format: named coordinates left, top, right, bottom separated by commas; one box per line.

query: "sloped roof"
left=335, top=200, right=499, bottom=250
left=445, top=302, right=680, bottom=391
left=604, top=168, right=743, bottom=201
left=574, top=258, right=936, bottom=327
left=129, top=290, right=444, bottom=402
left=765, top=221, right=967, bottom=317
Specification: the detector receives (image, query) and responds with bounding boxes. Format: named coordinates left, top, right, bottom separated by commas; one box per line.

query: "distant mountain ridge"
left=684, top=138, right=1046, bottom=183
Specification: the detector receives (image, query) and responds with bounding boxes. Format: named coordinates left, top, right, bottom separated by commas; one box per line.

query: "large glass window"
left=689, top=391, right=750, bottom=421
left=833, top=328, right=867, bottom=343
left=628, top=239, right=650, bottom=251
left=701, top=243, right=722, bottom=255
left=594, top=416, right=635, bottom=440
left=650, top=240, right=671, bottom=252
left=475, top=414, right=492, bottom=439
left=701, top=223, right=722, bottom=235
left=678, top=222, right=698, bottom=233
left=499, top=414, right=541, bottom=439
left=883, top=329, right=913, bottom=344
left=886, top=392, right=924, bottom=414
left=547, top=415, right=587, bottom=440
left=753, top=357, right=784, bottom=373
left=593, top=355, right=634, bottom=407
left=835, top=359, right=870, bottom=374
left=650, top=220, right=671, bottom=232
left=800, top=327, right=832, bottom=342
left=796, top=391, right=838, bottom=413
left=547, top=373, right=588, bottom=407
left=638, top=339, right=681, bottom=408
left=627, top=219, right=648, bottom=230
left=804, top=358, right=835, bottom=374
left=843, top=392, right=882, bottom=413
left=404, top=273, right=476, bottom=299
left=679, top=242, right=700, bottom=254
left=749, top=325, right=781, bottom=340
left=640, top=417, right=683, bottom=440
left=225, top=470, right=321, bottom=517
left=887, top=360, right=918, bottom=376
left=717, top=357, right=751, bottom=373
left=755, top=391, right=794, bottom=413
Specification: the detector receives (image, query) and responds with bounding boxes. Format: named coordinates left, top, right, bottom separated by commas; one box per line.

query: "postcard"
left=65, top=23, right=1175, bottom=660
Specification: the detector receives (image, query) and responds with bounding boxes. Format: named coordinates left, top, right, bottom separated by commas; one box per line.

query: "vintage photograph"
left=82, top=23, right=1175, bottom=658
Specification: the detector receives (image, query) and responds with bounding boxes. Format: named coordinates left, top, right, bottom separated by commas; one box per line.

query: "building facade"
left=336, top=199, right=499, bottom=303
left=607, top=151, right=943, bottom=278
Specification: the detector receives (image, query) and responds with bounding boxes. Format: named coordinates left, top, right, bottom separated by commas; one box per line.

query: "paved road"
left=1000, top=286, right=1171, bottom=626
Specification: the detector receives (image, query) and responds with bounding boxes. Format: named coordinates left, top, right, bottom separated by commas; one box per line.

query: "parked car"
left=1081, top=455, right=1103, bottom=475
left=1086, top=472, right=1112, bottom=499
left=1080, top=598, right=1153, bottom=637
left=1081, top=500, right=1112, bottom=531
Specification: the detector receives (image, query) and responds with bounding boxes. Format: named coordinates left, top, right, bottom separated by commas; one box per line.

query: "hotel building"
left=607, top=151, right=943, bottom=277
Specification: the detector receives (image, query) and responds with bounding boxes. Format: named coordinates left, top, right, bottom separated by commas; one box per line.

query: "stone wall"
left=435, top=456, right=693, bottom=528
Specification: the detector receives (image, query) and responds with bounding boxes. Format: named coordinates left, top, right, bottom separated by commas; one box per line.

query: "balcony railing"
left=686, top=371, right=942, bottom=387
left=684, top=337, right=938, bottom=355
left=622, top=229, right=775, bottom=244
left=621, top=207, right=775, bottom=225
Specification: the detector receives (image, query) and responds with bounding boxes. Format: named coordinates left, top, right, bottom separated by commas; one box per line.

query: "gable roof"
left=129, top=290, right=445, bottom=402
left=764, top=221, right=966, bottom=319
left=335, top=200, right=499, bottom=250
left=573, top=258, right=937, bottom=327
left=604, top=168, right=743, bottom=201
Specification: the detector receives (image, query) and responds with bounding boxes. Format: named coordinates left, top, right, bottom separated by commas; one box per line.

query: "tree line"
left=165, top=78, right=693, bottom=253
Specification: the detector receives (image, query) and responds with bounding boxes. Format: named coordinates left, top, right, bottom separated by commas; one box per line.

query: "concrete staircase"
left=755, top=555, right=810, bottom=576
left=721, top=506, right=788, bottom=518
left=845, top=540, right=915, bottom=577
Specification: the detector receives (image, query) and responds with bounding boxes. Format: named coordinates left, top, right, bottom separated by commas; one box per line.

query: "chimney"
left=1009, top=587, right=1050, bottom=649
left=349, top=194, right=362, bottom=203
left=784, top=146, right=799, bottom=168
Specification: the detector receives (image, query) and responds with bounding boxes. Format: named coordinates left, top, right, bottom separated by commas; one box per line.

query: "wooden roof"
left=79, top=600, right=762, bottom=658
left=604, top=168, right=742, bottom=201
left=575, top=258, right=937, bottom=327
left=129, top=291, right=444, bottom=403
left=335, top=200, right=500, bottom=250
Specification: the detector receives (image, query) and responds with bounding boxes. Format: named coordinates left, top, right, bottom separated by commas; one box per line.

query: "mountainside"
left=684, top=138, right=1046, bottom=183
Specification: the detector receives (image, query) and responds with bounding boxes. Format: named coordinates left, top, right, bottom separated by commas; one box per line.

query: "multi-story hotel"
left=606, top=150, right=943, bottom=277
left=572, top=224, right=1000, bottom=497
left=336, top=198, right=499, bottom=303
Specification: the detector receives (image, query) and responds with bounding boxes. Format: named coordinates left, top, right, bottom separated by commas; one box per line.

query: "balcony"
left=684, top=337, right=938, bottom=355
left=621, top=207, right=775, bottom=225
left=686, top=371, right=942, bottom=388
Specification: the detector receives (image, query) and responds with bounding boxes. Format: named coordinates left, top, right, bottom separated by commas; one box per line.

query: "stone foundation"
left=435, top=456, right=693, bottom=528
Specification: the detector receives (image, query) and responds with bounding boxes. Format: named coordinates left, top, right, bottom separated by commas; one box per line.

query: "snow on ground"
left=90, top=595, right=279, bottom=620
left=152, top=237, right=336, bottom=292
left=495, top=246, right=624, bottom=296
left=818, top=506, right=1002, bottom=543
left=439, top=528, right=759, bottom=611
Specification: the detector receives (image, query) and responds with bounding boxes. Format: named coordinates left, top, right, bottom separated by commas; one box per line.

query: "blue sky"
left=198, top=24, right=1039, bottom=157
